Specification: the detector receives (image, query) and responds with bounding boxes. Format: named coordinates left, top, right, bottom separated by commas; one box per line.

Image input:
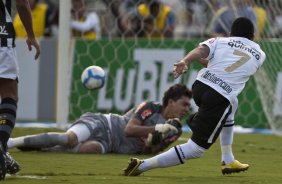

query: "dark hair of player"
left=230, top=17, right=254, bottom=40
left=162, top=84, right=192, bottom=107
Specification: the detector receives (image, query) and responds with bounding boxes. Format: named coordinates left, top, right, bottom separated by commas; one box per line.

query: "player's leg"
left=41, top=122, right=104, bottom=153
left=8, top=132, right=70, bottom=150
left=0, top=79, right=18, bottom=150
left=8, top=122, right=91, bottom=150
left=0, top=47, right=24, bottom=178
left=220, top=99, right=249, bottom=174
left=220, top=124, right=235, bottom=164
left=220, top=98, right=237, bottom=164
left=42, top=140, right=105, bottom=154
left=77, top=140, right=105, bottom=154
left=220, top=125, right=249, bottom=175
left=67, top=118, right=109, bottom=154
left=46, top=141, right=105, bottom=154
left=124, top=138, right=207, bottom=176
left=43, top=120, right=109, bottom=154
left=0, top=78, right=19, bottom=178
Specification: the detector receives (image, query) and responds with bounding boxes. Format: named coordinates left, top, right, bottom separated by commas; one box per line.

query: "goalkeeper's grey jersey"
left=197, top=37, right=266, bottom=105
left=74, top=101, right=166, bottom=154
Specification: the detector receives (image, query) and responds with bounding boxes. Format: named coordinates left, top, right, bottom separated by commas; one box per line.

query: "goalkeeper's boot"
left=221, top=160, right=249, bottom=175
left=4, top=152, right=20, bottom=175
left=123, top=158, right=143, bottom=176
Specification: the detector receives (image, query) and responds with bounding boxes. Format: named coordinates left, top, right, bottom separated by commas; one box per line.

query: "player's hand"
left=165, top=118, right=182, bottom=132
left=146, top=132, right=181, bottom=149
left=145, top=131, right=178, bottom=146
left=155, top=123, right=178, bottom=134
left=173, top=60, right=188, bottom=79
left=26, top=37, right=41, bottom=60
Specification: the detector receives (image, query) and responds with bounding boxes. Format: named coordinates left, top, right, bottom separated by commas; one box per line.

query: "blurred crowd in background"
left=11, top=0, right=282, bottom=39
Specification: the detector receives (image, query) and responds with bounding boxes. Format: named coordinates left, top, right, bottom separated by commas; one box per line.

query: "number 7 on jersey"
left=225, top=50, right=251, bottom=72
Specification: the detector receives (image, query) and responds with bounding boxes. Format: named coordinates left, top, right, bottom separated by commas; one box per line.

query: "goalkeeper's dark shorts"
left=188, top=80, right=232, bottom=149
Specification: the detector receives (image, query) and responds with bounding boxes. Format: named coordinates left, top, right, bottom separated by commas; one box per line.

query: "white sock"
left=7, top=138, right=13, bottom=148
left=139, top=139, right=206, bottom=172
left=220, top=126, right=235, bottom=164
left=7, top=137, right=25, bottom=148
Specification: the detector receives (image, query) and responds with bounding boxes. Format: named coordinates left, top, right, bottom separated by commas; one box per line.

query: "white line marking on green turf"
left=6, top=174, right=47, bottom=180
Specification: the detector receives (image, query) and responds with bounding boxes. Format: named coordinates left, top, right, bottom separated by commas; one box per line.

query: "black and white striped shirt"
left=0, top=0, right=15, bottom=47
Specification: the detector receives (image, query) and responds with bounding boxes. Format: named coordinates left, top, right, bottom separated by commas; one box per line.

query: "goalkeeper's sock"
left=11, top=133, right=69, bottom=148
left=7, top=138, right=23, bottom=148
left=139, top=139, right=206, bottom=172
left=220, top=126, right=235, bottom=164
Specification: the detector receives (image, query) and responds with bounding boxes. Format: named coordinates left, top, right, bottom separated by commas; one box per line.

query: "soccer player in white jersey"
left=195, top=59, right=249, bottom=174
left=123, top=17, right=266, bottom=176
left=0, top=0, right=40, bottom=180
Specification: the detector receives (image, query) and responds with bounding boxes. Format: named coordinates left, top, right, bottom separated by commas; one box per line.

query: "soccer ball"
left=81, top=65, right=105, bottom=90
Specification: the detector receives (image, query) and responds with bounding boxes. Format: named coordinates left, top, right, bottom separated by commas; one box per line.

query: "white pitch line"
left=6, top=174, right=48, bottom=180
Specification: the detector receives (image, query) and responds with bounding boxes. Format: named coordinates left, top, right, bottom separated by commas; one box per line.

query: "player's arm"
left=198, top=58, right=208, bottom=67
left=173, top=45, right=209, bottom=78
left=16, top=0, right=40, bottom=59
left=124, top=102, right=178, bottom=137
left=181, top=44, right=210, bottom=65
left=15, top=0, right=34, bottom=38
left=124, top=116, right=155, bottom=138
left=125, top=117, right=177, bottom=138
left=124, top=102, right=156, bottom=137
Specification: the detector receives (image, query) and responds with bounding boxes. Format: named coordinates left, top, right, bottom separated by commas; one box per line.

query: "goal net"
left=57, top=0, right=282, bottom=134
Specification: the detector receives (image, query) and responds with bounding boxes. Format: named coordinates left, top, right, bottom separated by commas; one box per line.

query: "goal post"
left=56, top=0, right=71, bottom=129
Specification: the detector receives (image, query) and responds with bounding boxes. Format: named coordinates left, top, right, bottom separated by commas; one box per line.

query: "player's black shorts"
left=188, top=80, right=231, bottom=149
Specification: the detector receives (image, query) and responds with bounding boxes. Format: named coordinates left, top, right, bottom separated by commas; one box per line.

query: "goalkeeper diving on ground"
left=8, top=84, right=190, bottom=155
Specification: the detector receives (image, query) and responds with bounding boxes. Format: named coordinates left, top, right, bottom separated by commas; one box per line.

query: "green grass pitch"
left=4, top=127, right=282, bottom=184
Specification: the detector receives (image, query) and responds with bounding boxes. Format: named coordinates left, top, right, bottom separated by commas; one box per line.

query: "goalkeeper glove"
left=145, top=132, right=163, bottom=146
left=146, top=130, right=181, bottom=148
left=148, top=119, right=182, bottom=146
left=165, top=118, right=182, bottom=136
left=155, top=123, right=178, bottom=134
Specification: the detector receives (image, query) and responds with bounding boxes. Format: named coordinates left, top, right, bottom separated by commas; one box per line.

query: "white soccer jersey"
left=196, top=37, right=266, bottom=105
left=0, top=0, right=18, bottom=79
